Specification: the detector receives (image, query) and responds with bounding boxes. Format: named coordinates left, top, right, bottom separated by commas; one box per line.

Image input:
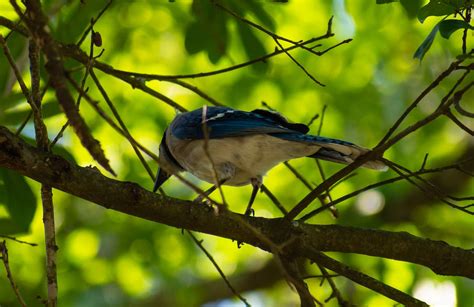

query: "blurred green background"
left=0, top=0, right=473, bottom=306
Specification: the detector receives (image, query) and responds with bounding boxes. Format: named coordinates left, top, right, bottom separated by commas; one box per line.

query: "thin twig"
left=211, top=1, right=350, bottom=88
left=51, top=25, right=96, bottom=148
left=65, top=74, right=159, bottom=161
left=260, top=184, right=288, bottom=215
left=58, top=16, right=339, bottom=82
left=306, top=112, right=320, bottom=127
left=1, top=241, right=27, bottom=307
left=89, top=69, right=155, bottom=180
left=15, top=82, right=50, bottom=136
left=315, top=263, right=347, bottom=305
left=22, top=0, right=116, bottom=175
left=287, top=64, right=474, bottom=220
left=41, top=186, right=58, bottom=306
left=454, top=98, right=474, bottom=118
left=307, top=251, right=428, bottom=306
left=384, top=159, right=473, bottom=214
left=300, top=157, right=473, bottom=221
left=280, top=258, right=319, bottom=307
left=377, top=58, right=466, bottom=147
left=29, top=35, right=58, bottom=307
left=0, top=35, right=37, bottom=112
left=213, top=0, right=333, bottom=57
left=316, top=39, right=352, bottom=56
left=187, top=231, right=250, bottom=306
left=76, top=0, right=113, bottom=46
left=273, top=37, right=325, bottom=86
left=201, top=106, right=227, bottom=207
left=0, top=235, right=38, bottom=246
left=446, top=110, right=474, bottom=135
left=314, top=105, right=337, bottom=217
left=284, top=161, right=313, bottom=190
left=461, top=4, right=471, bottom=54
left=1, top=29, right=59, bottom=306
left=0, top=15, right=29, bottom=37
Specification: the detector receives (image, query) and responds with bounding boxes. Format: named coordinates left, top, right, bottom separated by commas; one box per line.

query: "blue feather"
left=171, top=107, right=303, bottom=139
left=274, top=133, right=354, bottom=146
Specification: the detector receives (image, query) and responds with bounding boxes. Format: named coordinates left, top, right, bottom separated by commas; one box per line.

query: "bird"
left=153, top=106, right=386, bottom=214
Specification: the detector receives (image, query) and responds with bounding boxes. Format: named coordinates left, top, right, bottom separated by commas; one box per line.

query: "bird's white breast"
left=167, top=132, right=319, bottom=186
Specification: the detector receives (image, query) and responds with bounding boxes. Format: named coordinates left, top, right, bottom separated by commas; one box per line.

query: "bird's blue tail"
left=275, top=133, right=387, bottom=171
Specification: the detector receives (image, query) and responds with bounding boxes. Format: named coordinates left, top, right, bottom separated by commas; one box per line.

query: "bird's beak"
left=153, top=167, right=171, bottom=192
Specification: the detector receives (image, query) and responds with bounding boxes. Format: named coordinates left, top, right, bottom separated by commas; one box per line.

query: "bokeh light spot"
left=65, top=229, right=100, bottom=263
left=115, top=256, right=152, bottom=296
left=356, top=190, right=385, bottom=215
left=413, top=279, right=457, bottom=307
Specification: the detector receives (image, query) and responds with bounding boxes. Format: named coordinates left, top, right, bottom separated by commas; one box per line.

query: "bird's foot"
left=243, top=176, right=262, bottom=215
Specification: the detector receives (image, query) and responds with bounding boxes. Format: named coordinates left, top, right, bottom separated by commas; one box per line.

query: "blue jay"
left=153, top=106, right=386, bottom=214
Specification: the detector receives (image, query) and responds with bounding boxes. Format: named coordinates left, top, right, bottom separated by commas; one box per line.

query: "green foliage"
left=0, top=169, right=36, bottom=234
left=414, top=22, right=440, bottom=60
left=438, top=19, right=474, bottom=38
left=417, top=0, right=461, bottom=23
left=0, top=99, right=61, bottom=126
left=378, top=0, right=473, bottom=60
left=47, top=0, right=106, bottom=44
left=0, top=34, right=26, bottom=94
left=185, top=1, right=229, bottom=64
left=184, top=0, right=275, bottom=65
left=400, top=0, right=424, bottom=19
left=414, top=18, right=474, bottom=60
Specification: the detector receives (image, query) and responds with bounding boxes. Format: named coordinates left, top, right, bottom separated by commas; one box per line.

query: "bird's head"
left=153, top=129, right=184, bottom=192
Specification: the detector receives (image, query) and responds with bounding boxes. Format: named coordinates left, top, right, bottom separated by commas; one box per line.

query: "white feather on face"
left=166, top=131, right=320, bottom=186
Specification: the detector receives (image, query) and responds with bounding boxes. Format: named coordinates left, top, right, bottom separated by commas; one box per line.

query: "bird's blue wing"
left=274, top=133, right=355, bottom=146
left=171, top=107, right=307, bottom=140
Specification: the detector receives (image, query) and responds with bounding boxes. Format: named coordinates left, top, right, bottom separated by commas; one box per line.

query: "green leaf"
left=0, top=99, right=61, bottom=126
left=184, top=22, right=207, bottom=55
left=206, top=13, right=228, bottom=64
left=418, top=0, right=457, bottom=23
left=0, top=218, right=28, bottom=235
left=414, top=23, right=439, bottom=60
left=438, top=19, right=473, bottom=39
left=51, top=1, right=106, bottom=44
left=236, top=23, right=268, bottom=73
left=237, top=0, right=276, bottom=31
left=0, top=92, right=27, bottom=111
left=0, top=33, right=27, bottom=95
left=0, top=168, right=36, bottom=234
left=400, top=0, right=423, bottom=19
left=185, top=0, right=229, bottom=64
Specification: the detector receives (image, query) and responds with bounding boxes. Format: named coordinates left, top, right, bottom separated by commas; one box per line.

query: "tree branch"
left=0, top=126, right=472, bottom=280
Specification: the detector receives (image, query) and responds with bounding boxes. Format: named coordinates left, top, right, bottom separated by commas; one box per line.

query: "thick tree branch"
left=0, top=126, right=472, bottom=281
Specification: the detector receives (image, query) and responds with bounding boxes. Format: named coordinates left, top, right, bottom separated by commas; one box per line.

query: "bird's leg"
left=245, top=177, right=262, bottom=216
left=193, top=179, right=227, bottom=204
